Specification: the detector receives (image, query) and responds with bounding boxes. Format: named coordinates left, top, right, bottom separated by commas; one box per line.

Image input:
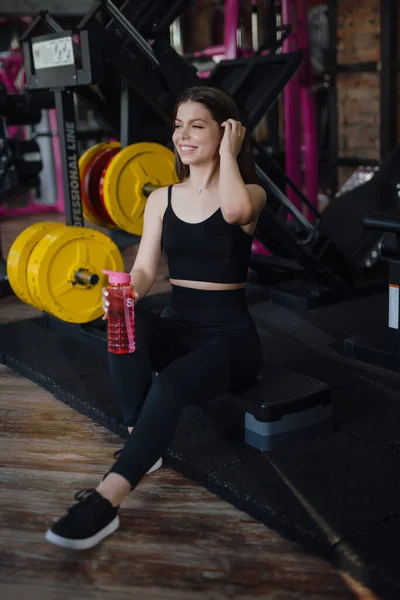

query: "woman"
left=45, top=85, right=267, bottom=550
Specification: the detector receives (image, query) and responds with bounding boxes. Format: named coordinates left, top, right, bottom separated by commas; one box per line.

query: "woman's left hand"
left=219, top=119, right=246, bottom=158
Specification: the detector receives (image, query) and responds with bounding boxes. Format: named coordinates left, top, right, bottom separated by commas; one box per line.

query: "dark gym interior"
left=1, top=1, right=399, bottom=598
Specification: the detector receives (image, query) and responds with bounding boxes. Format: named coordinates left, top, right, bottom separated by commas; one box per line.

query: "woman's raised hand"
left=219, top=119, right=246, bottom=158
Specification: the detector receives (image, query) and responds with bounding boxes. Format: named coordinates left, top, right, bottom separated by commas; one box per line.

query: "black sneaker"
left=45, top=488, right=120, bottom=550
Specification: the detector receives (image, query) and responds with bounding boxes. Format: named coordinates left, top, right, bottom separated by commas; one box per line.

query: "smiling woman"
left=44, top=85, right=267, bottom=551
left=172, top=86, right=259, bottom=192
left=168, top=86, right=266, bottom=243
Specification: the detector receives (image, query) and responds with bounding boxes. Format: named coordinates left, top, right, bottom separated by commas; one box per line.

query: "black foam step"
left=233, top=366, right=331, bottom=422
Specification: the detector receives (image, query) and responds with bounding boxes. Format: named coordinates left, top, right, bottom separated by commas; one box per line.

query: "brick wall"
left=337, top=72, right=380, bottom=161
left=336, top=0, right=380, bottom=186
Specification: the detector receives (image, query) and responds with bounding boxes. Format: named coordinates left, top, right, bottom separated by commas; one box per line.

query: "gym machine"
left=344, top=210, right=400, bottom=373
left=0, top=58, right=56, bottom=299
left=208, top=54, right=397, bottom=307
left=7, top=1, right=191, bottom=338
left=180, top=0, right=394, bottom=307
left=2, top=6, right=187, bottom=311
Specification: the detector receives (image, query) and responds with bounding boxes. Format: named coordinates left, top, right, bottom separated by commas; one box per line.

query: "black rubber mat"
left=2, top=291, right=400, bottom=598
left=335, top=516, right=400, bottom=600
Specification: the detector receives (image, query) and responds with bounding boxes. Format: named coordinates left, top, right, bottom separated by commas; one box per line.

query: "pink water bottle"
left=102, top=270, right=136, bottom=354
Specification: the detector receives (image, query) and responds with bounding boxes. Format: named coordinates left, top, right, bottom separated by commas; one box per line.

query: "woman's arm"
left=129, top=187, right=166, bottom=300
left=219, top=154, right=266, bottom=225
left=218, top=119, right=266, bottom=225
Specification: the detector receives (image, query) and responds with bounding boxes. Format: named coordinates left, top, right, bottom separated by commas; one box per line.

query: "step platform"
left=231, top=366, right=333, bottom=451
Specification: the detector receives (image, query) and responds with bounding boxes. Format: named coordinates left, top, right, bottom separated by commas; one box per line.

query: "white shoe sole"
left=146, top=457, right=163, bottom=475
left=45, top=515, right=120, bottom=550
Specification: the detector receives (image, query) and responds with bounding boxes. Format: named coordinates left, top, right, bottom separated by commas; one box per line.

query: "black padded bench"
left=231, top=367, right=333, bottom=451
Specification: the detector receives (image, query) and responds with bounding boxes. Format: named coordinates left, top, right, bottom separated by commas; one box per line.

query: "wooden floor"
left=0, top=213, right=380, bottom=600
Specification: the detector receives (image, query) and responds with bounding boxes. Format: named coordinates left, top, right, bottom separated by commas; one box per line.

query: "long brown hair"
left=173, top=86, right=257, bottom=184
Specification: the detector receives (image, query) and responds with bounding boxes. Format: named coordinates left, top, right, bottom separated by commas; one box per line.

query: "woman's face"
left=172, top=101, right=223, bottom=166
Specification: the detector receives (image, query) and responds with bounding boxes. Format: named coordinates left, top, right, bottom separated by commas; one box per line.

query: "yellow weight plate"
left=102, top=142, right=176, bottom=235
left=27, top=226, right=124, bottom=324
left=7, top=221, right=65, bottom=309
left=79, top=141, right=121, bottom=227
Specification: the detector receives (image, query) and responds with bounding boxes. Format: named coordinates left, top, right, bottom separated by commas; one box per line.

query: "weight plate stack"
left=7, top=221, right=65, bottom=310
left=26, top=226, right=124, bottom=323
left=100, top=142, right=176, bottom=235
left=79, top=141, right=121, bottom=227
left=82, top=147, right=120, bottom=227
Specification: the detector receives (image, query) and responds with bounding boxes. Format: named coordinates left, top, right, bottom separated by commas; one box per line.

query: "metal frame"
left=326, top=0, right=338, bottom=197
left=281, top=0, right=302, bottom=211
left=21, top=21, right=105, bottom=227
left=0, top=0, right=92, bottom=15
left=223, top=0, right=239, bottom=60
left=380, top=0, right=398, bottom=162
left=53, top=90, right=83, bottom=227
left=0, top=42, right=65, bottom=219
left=209, top=53, right=303, bottom=131
left=280, top=0, right=319, bottom=218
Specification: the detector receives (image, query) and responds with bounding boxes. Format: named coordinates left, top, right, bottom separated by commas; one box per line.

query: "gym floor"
left=0, top=214, right=379, bottom=600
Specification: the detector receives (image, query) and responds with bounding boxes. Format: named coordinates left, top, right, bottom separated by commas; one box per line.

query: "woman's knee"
left=149, top=370, right=178, bottom=400
left=140, top=370, right=184, bottom=416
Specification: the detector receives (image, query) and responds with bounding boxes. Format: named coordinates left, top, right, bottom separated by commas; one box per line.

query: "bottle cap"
left=102, top=270, right=131, bottom=284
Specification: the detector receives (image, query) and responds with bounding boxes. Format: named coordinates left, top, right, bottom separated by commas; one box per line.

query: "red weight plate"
left=83, top=148, right=120, bottom=226
left=98, top=156, right=116, bottom=216
left=80, top=152, right=107, bottom=226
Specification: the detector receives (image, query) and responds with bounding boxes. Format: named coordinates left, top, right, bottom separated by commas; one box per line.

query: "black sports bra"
left=161, top=185, right=253, bottom=283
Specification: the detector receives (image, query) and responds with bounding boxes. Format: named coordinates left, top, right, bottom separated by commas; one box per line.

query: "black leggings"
left=107, top=285, right=263, bottom=489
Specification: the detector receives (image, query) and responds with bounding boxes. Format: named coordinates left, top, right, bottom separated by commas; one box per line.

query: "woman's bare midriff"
left=169, top=279, right=246, bottom=290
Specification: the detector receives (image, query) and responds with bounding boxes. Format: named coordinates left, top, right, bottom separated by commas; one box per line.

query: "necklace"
left=189, top=181, right=219, bottom=197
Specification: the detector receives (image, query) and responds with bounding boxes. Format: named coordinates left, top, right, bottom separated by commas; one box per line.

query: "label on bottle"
left=123, top=296, right=136, bottom=352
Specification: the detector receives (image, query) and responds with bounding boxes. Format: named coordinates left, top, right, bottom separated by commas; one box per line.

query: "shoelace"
left=67, top=488, right=98, bottom=511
